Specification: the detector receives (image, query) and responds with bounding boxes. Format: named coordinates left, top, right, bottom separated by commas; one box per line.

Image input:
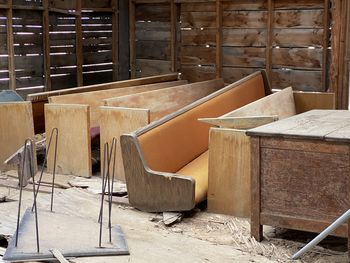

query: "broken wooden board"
left=293, top=91, right=335, bottom=114
left=0, top=102, right=35, bottom=172
left=45, top=104, right=91, bottom=178
left=49, top=80, right=187, bottom=128
left=100, top=107, right=150, bottom=181
left=198, top=116, right=278, bottom=129
left=104, top=79, right=225, bottom=122
left=4, top=169, right=73, bottom=190
left=208, top=128, right=251, bottom=218
left=222, top=87, right=296, bottom=119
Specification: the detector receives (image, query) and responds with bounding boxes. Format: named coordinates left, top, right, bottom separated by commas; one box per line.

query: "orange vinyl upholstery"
left=177, top=151, right=209, bottom=203
left=138, top=73, right=266, bottom=174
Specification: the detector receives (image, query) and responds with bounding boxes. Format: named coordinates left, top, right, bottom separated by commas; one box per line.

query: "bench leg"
left=251, top=221, right=263, bottom=242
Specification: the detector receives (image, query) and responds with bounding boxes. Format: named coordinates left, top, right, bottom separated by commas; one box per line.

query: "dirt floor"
left=0, top=173, right=348, bottom=263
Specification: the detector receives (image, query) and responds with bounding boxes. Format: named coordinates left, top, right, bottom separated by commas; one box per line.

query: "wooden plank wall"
left=130, top=0, right=173, bottom=78
left=132, top=0, right=349, bottom=107
left=178, top=0, right=329, bottom=92
left=0, top=0, right=119, bottom=96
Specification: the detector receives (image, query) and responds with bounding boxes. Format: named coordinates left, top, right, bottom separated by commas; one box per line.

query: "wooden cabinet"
left=247, top=110, right=350, bottom=250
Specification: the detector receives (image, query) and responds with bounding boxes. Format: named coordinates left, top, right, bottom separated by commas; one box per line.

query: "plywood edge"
left=199, top=115, right=279, bottom=129
left=48, top=80, right=188, bottom=104
left=103, top=78, right=225, bottom=106
left=27, top=73, right=180, bottom=102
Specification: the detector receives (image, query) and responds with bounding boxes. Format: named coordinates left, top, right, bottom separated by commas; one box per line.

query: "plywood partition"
left=104, top=78, right=225, bottom=121
left=100, top=107, right=150, bottom=181
left=49, top=80, right=187, bottom=127
left=0, top=102, right=35, bottom=171
left=28, top=73, right=180, bottom=133
left=45, top=104, right=91, bottom=177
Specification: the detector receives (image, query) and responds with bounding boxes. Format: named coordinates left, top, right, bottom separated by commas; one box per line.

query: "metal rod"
left=32, top=128, right=58, bottom=212
left=28, top=140, right=40, bottom=253
left=99, top=143, right=109, bottom=247
left=98, top=142, right=109, bottom=224
left=50, top=128, right=59, bottom=212
left=108, top=138, right=117, bottom=243
left=292, top=209, right=350, bottom=260
left=15, top=140, right=28, bottom=247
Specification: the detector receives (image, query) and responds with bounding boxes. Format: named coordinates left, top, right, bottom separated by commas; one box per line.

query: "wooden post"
left=342, top=1, right=350, bottom=109
left=170, top=0, right=177, bottom=72
left=322, top=0, right=330, bottom=92
left=129, top=0, right=136, bottom=78
left=118, top=0, right=130, bottom=80
left=250, top=137, right=262, bottom=241
left=7, top=0, right=15, bottom=90
left=215, top=0, right=222, bottom=78
left=112, top=0, right=119, bottom=81
left=42, top=0, right=51, bottom=91
left=75, top=0, right=83, bottom=86
left=339, top=0, right=349, bottom=109
left=265, top=0, right=274, bottom=82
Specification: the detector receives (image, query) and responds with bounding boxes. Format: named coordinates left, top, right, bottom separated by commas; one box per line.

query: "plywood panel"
left=0, top=102, right=35, bottom=171
left=293, top=91, right=335, bottom=114
left=224, top=87, right=296, bottom=119
left=104, top=79, right=225, bottom=121
left=45, top=104, right=91, bottom=178
left=100, top=107, right=150, bottom=181
left=49, top=80, right=187, bottom=127
left=208, top=128, right=251, bottom=217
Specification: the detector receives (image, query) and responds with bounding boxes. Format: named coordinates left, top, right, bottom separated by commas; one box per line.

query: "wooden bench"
left=203, top=88, right=335, bottom=218
left=100, top=79, right=225, bottom=181
left=120, top=71, right=271, bottom=212
left=44, top=80, right=187, bottom=178
left=27, top=73, right=179, bottom=134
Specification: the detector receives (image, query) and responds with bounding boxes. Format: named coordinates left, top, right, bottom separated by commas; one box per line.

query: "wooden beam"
left=43, top=0, right=51, bottom=91
left=339, top=0, right=349, bottom=109
left=215, top=0, right=222, bottom=78
left=75, top=0, right=83, bottom=86
left=170, top=0, right=177, bottom=72
left=322, top=0, right=330, bottom=92
left=265, top=0, right=274, bottom=81
left=112, top=0, right=119, bottom=81
left=118, top=0, right=130, bottom=80
left=7, top=0, right=15, bottom=90
left=129, top=0, right=136, bottom=78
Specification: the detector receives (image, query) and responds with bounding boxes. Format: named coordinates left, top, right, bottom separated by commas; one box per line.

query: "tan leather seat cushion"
left=139, top=73, right=266, bottom=173
left=177, top=151, right=209, bottom=203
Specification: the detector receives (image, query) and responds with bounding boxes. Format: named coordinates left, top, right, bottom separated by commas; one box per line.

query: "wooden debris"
left=68, top=176, right=127, bottom=195
left=162, top=212, right=183, bottom=226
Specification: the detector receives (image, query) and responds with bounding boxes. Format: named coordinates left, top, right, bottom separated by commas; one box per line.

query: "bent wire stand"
left=4, top=134, right=128, bottom=262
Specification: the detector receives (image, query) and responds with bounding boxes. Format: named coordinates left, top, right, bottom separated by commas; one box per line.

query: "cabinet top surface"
left=247, top=110, right=350, bottom=142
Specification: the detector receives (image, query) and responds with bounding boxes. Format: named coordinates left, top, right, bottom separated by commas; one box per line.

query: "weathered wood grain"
left=104, top=79, right=224, bottom=121
left=45, top=104, right=91, bottom=178
left=100, top=107, right=150, bottom=181
left=208, top=128, right=251, bottom=218
left=49, top=80, right=187, bottom=127
left=0, top=102, right=35, bottom=171
left=293, top=91, right=335, bottom=114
